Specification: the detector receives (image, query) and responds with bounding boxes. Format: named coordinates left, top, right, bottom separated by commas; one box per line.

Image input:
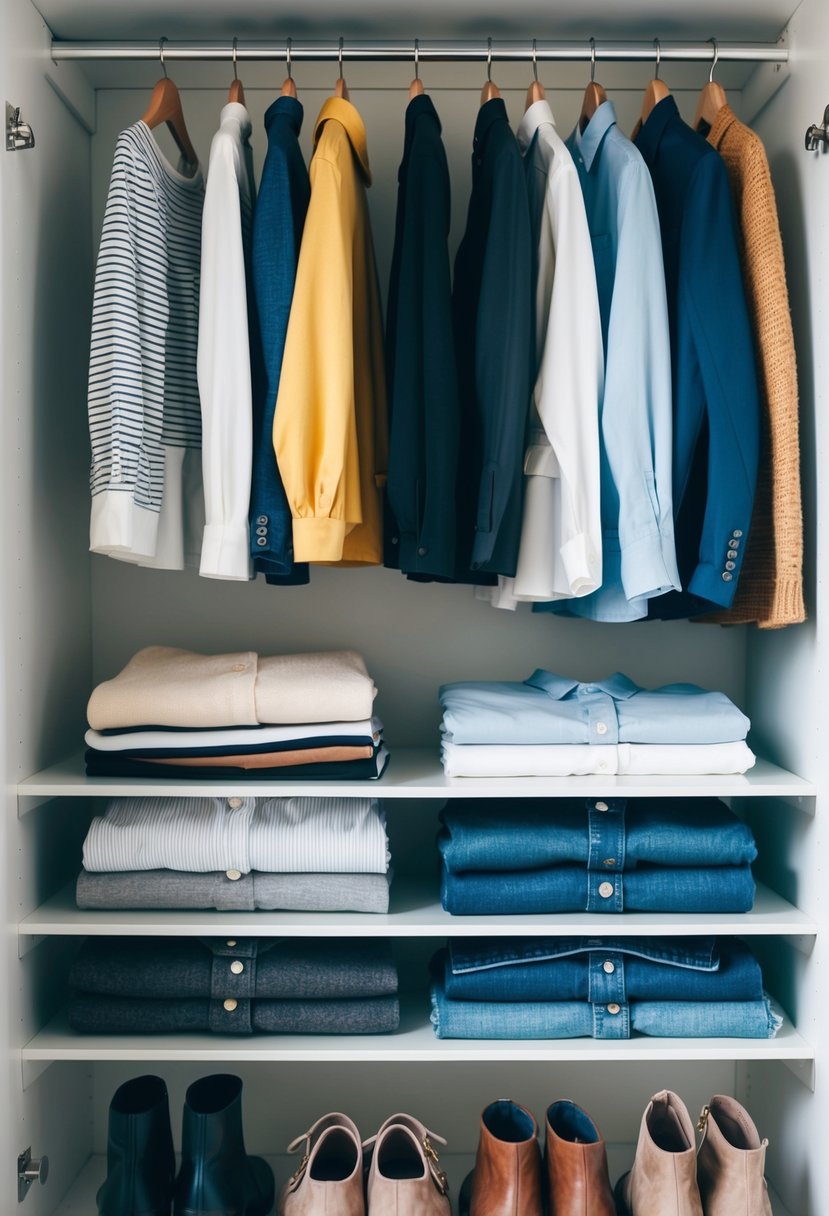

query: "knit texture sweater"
left=702, top=105, right=804, bottom=628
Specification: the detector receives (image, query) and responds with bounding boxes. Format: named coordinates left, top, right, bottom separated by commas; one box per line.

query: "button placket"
left=587, top=798, right=626, bottom=873
left=209, top=939, right=258, bottom=999
left=583, top=688, right=619, bottom=744
left=223, top=796, right=253, bottom=876
left=592, top=1000, right=630, bottom=1039
left=588, top=951, right=626, bottom=1004
left=209, top=997, right=253, bottom=1034
left=586, top=870, right=624, bottom=912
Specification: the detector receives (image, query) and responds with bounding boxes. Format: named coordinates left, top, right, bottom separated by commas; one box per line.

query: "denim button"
left=598, top=881, right=614, bottom=898
left=595, top=801, right=609, bottom=812
left=223, top=999, right=238, bottom=1012
left=230, top=961, right=244, bottom=975
left=607, top=1003, right=621, bottom=1015
left=603, top=961, right=615, bottom=974
left=603, top=857, right=616, bottom=866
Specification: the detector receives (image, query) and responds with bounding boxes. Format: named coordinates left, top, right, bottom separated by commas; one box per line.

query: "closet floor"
left=54, top=1151, right=794, bottom=1215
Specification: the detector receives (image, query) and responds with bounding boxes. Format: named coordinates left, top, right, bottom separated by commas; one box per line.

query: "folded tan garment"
left=87, top=646, right=376, bottom=730
left=132, top=745, right=374, bottom=769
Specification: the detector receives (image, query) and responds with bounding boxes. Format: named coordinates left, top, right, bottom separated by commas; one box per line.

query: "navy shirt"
left=249, top=96, right=310, bottom=585
left=635, top=97, right=760, bottom=614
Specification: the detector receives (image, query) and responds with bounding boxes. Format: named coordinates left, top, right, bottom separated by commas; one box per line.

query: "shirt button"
left=391, top=536, right=399, bottom=545
left=223, top=999, right=238, bottom=1012
left=598, top=761, right=609, bottom=771
left=227, top=797, right=242, bottom=809
left=595, top=722, right=608, bottom=735
left=226, top=869, right=242, bottom=881
left=722, top=572, right=733, bottom=582
left=417, top=546, right=428, bottom=556
left=726, top=560, right=736, bottom=571
left=598, top=881, right=614, bottom=899
left=256, top=515, right=268, bottom=525
left=595, top=801, right=609, bottom=812
left=607, top=1003, right=621, bottom=1015
left=603, top=961, right=616, bottom=974
left=230, top=960, right=244, bottom=975
left=231, top=664, right=246, bottom=673
left=226, top=940, right=237, bottom=948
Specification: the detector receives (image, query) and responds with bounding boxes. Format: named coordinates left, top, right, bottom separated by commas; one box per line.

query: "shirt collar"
left=264, top=94, right=303, bottom=137
left=524, top=671, right=641, bottom=701
left=517, top=97, right=557, bottom=154
left=401, top=93, right=441, bottom=166
left=474, top=96, right=509, bottom=153
left=314, top=96, right=371, bottom=184
left=220, top=101, right=252, bottom=139
left=572, top=99, right=618, bottom=171
left=634, top=93, right=680, bottom=164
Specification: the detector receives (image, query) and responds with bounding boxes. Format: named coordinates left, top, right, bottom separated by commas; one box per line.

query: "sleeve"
left=273, top=153, right=359, bottom=564
left=197, top=132, right=254, bottom=580
left=601, top=160, right=681, bottom=601
left=88, top=133, right=167, bottom=559
left=470, top=144, right=533, bottom=574
left=387, top=148, right=458, bottom=578
left=682, top=152, right=760, bottom=607
left=526, top=159, right=604, bottom=597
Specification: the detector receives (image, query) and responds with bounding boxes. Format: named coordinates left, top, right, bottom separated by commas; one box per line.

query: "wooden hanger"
left=281, top=37, right=297, bottom=97
left=579, top=38, right=607, bottom=133
left=524, top=38, right=546, bottom=112
left=409, top=38, right=425, bottom=99
left=141, top=38, right=198, bottom=167
left=480, top=37, right=501, bottom=105
left=694, top=39, right=727, bottom=132
left=632, top=38, right=670, bottom=138
left=334, top=37, right=350, bottom=100
left=227, top=37, right=246, bottom=105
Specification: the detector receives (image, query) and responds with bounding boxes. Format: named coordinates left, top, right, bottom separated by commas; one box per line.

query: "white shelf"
left=19, top=879, right=817, bottom=939
left=16, top=750, right=817, bottom=801
left=53, top=1153, right=794, bottom=1216
left=22, top=1001, right=812, bottom=1065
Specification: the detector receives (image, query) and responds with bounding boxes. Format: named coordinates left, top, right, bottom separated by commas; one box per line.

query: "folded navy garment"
left=84, top=746, right=390, bottom=780
left=441, top=863, right=756, bottom=914
left=69, top=937, right=398, bottom=1000
left=439, top=797, right=757, bottom=874
left=68, top=993, right=400, bottom=1036
left=438, top=937, right=764, bottom=1002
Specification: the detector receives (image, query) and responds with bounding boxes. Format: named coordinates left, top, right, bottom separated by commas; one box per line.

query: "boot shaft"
left=545, top=1100, right=615, bottom=1216
left=697, top=1096, right=773, bottom=1216
left=625, top=1090, right=703, bottom=1216
left=98, top=1074, right=175, bottom=1216
left=470, top=1099, right=543, bottom=1216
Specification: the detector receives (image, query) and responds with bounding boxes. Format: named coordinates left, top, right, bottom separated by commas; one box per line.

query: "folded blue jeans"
left=430, top=981, right=781, bottom=1040
left=439, top=937, right=764, bottom=1002
left=439, top=797, right=757, bottom=873
left=441, top=863, right=756, bottom=914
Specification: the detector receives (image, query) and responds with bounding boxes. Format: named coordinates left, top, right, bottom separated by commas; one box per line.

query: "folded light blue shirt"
left=439, top=671, right=750, bottom=746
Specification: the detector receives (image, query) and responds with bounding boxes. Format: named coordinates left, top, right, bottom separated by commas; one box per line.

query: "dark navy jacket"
left=248, top=96, right=310, bottom=585
left=384, top=94, right=459, bottom=580
left=635, top=97, right=760, bottom=615
left=452, top=98, right=533, bottom=579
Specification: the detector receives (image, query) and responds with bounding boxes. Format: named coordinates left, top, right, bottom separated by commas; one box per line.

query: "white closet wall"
left=2, top=0, right=827, bottom=1211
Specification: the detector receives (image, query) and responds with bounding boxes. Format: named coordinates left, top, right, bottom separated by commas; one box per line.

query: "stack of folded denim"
left=439, top=797, right=757, bottom=914
left=85, top=646, right=389, bottom=779
left=439, top=671, right=754, bottom=776
left=430, top=937, right=781, bottom=1039
left=76, top=795, right=393, bottom=913
left=68, top=937, right=400, bottom=1034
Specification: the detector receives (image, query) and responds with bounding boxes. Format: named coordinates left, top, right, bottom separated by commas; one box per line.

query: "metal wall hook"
left=589, top=37, right=597, bottom=83
left=158, top=36, right=167, bottom=78
left=709, top=37, right=719, bottom=83
left=5, top=102, right=36, bottom=151
left=532, top=37, right=538, bottom=83
left=232, top=36, right=239, bottom=81
left=487, top=36, right=493, bottom=82
left=286, top=37, right=292, bottom=79
left=654, top=37, right=661, bottom=80
left=805, top=104, right=829, bottom=151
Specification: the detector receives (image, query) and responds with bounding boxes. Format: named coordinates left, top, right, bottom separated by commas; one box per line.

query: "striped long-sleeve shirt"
left=88, top=121, right=204, bottom=567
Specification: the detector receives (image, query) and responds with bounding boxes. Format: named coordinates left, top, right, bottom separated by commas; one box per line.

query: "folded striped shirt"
left=82, top=795, right=390, bottom=874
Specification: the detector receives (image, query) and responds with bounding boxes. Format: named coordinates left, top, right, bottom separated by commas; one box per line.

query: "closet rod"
left=49, top=39, right=788, bottom=65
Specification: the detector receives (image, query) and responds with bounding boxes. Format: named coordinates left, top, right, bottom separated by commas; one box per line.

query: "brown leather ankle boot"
left=614, top=1090, right=703, bottom=1216
left=545, top=1100, right=614, bottom=1216
left=697, top=1095, right=773, bottom=1215
left=460, top=1099, right=543, bottom=1216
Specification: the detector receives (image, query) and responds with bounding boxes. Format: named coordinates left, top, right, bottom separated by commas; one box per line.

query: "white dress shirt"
left=481, top=100, right=603, bottom=610
left=198, top=102, right=256, bottom=580
left=441, top=741, right=756, bottom=778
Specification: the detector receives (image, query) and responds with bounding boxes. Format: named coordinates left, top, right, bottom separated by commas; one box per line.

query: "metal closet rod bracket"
left=805, top=104, right=829, bottom=151
left=48, top=37, right=789, bottom=65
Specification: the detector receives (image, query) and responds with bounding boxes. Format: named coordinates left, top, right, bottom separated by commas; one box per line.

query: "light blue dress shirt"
left=536, top=101, right=680, bottom=622
left=439, top=671, right=750, bottom=745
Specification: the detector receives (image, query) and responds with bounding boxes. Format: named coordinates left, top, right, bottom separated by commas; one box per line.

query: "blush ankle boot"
left=614, top=1090, right=703, bottom=1216
left=697, top=1096, right=773, bottom=1216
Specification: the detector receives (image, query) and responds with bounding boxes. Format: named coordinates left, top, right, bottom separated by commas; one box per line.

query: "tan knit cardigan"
left=701, top=105, right=805, bottom=628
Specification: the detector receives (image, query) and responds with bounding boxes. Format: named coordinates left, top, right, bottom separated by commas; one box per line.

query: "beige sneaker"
left=278, top=1113, right=364, bottom=1216
left=365, top=1114, right=451, bottom=1216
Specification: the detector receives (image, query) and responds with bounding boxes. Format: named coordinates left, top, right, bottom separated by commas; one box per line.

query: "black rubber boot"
left=174, top=1074, right=274, bottom=1216
left=97, top=1074, right=176, bottom=1215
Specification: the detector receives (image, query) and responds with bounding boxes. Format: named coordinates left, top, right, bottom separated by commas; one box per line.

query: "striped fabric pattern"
left=88, top=122, right=204, bottom=539
left=82, top=795, right=390, bottom=874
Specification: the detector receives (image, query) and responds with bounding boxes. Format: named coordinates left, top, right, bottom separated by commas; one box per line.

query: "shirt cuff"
left=560, top=532, right=602, bottom=598
left=200, top=523, right=254, bottom=581
left=292, top=516, right=348, bottom=563
left=90, top=490, right=159, bottom=559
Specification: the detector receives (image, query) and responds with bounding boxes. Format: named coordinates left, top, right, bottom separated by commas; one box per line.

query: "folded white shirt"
left=83, top=795, right=390, bottom=874
left=86, top=717, right=383, bottom=753
left=440, top=741, right=756, bottom=778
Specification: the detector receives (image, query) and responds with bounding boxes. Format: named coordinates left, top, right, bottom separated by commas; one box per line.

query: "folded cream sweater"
left=87, top=646, right=377, bottom=730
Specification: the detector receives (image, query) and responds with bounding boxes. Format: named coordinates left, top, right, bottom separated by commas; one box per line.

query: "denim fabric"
left=430, top=982, right=780, bottom=1040
left=439, top=937, right=763, bottom=1002
left=441, top=863, right=755, bottom=914
left=439, top=797, right=756, bottom=873
left=439, top=672, right=750, bottom=746
left=69, top=937, right=398, bottom=1000
left=69, top=993, right=400, bottom=1036
left=249, top=96, right=310, bottom=582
